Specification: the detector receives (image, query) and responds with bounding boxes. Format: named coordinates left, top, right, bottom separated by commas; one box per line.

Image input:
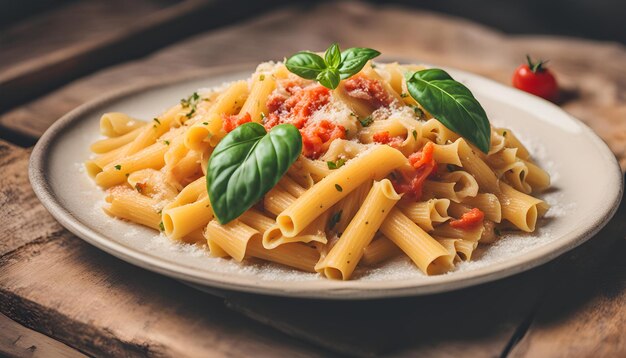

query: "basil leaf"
left=207, top=123, right=302, bottom=224
left=285, top=52, right=327, bottom=80
left=325, top=43, right=341, bottom=69
left=338, top=48, right=381, bottom=79
left=406, top=69, right=491, bottom=153
left=316, top=68, right=340, bottom=89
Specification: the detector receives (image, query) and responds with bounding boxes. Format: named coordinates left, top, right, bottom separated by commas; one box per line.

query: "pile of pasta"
left=86, top=61, right=550, bottom=280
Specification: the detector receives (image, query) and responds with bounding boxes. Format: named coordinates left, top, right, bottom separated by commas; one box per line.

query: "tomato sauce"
left=264, top=84, right=345, bottom=158
left=391, top=142, right=437, bottom=199
left=343, top=74, right=394, bottom=109
left=222, top=112, right=252, bottom=133
left=301, top=120, right=346, bottom=158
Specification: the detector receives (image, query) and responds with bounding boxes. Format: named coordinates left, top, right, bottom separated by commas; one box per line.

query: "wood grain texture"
left=0, top=141, right=328, bottom=357
left=509, top=200, right=626, bottom=358
left=0, top=0, right=178, bottom=75
left=1, top=1, right=625, bottom=169
left=224, top=265, right=554, bottom=357
left=0, top=141, right=63, bottom=257
left=0, top=0, right=192, bottom=112
left=0, top=313, right=87, bottom=358
left=0, top=0, right=290, bottom=114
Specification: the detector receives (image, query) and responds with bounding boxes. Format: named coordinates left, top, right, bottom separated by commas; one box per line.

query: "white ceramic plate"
left=30, top=64, right=623, bottom=299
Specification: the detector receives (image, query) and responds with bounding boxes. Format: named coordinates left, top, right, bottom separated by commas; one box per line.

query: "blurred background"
left=3, top=0, right=625, bottom=42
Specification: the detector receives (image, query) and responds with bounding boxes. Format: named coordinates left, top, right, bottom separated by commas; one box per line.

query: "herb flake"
left=328, top=210, right=343, bottom=230
left=358, top=116, right=373, bottom=127
left=327, top=158, right=346, bottom=170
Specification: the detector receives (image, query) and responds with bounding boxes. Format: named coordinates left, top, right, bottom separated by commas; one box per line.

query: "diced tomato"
left=372, top=131, right=403, bottom=148
left=391, top=142, right=437, bottom=199
left=343, top=74, right=394, bottom=109
left=450, top=208, right=485, bottom=229
left=373, top=131, right=390, bottom=143
left=222, top=112, right=252, bottom=133
left=264, top=84, right=330, bottom=131
left=301, top=120, right=346, bottom=158
left=408, top=141, right=435, bottom=168
left=264, top=83, right=339, bottom=158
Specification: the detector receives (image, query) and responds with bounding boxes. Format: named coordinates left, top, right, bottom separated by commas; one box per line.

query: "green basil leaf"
left=285, top=51, right=327, bottom=80
left=316, top=68, right=340, bottom=89
left=406, top=69, right=491, bottom=153
left=338, top=48, right=381, bottom=79
left=325, top=43, right=341, bottom=69
left=207, top=122, right=302, bottom=224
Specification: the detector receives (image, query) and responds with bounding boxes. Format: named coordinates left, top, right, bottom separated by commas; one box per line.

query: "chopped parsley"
left=259, top=74, right=265, bottom=81
left=114, top=164, right=121, bottom=170
left=159, top=221, right=165, bottom=231
left=502, top=130, right=508, bottom=137
left=164, top=140, right=170, bottom=145
left=186, top=108, right=196, bottom=119
left=401, top=93, right=409, bottom=98
left=358, top=116, right=373, bottom=127
left=335, top=184, right=343, bottom=192
left=412, top=106, right=424, bottom=119
left=202, top=122, right=208, bottom=125
left=180, top=92, right=201, bottom=118
left=328, top=210, right=342, bottom=230
left=327, top=158, right=346, bottom=170
left=153, top=118, right=161, bottom=125
left=412, top=130, right=417, bottom=140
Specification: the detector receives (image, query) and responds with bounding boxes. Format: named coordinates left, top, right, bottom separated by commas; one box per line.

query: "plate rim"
left=29, top=63, right=624, bottom=299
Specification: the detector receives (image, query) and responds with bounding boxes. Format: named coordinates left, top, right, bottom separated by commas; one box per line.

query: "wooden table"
left=1, top=1, right=624, bottom=357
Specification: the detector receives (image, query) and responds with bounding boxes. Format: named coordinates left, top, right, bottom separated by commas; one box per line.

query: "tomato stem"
left=526, top=54, right=549, bottom=73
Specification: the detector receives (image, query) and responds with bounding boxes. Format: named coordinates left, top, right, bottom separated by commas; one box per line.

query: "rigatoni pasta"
left=87, top=58, right=550, bottom=280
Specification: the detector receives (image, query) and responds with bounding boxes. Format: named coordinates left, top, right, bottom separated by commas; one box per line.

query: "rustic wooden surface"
left=0, top=1, right=624, bottom=357
left=0, top=313, right=86, bottom=358
left=0, top=0, right=289, bottom=117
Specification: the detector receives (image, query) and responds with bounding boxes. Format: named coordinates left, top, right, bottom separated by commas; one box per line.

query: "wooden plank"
left=0, top=0, right=196, bottom=114
left=0, top=0, right=179, bottom=76
left=0, top=313, right=87, bottom=358
left=509, top=199, right=626, bottom=358
left=224, top=265, right=555, bottom=357
left=0, top=141, right=327, bottom=357
left=1, top=2, right=624, bottom=168
left=0, top=141, right=63, bottom=257
left=0, top=0, right=290, bottom=117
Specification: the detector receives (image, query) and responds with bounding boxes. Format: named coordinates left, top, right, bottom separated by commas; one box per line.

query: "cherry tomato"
left=512, top=55, right=558, bottom=101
